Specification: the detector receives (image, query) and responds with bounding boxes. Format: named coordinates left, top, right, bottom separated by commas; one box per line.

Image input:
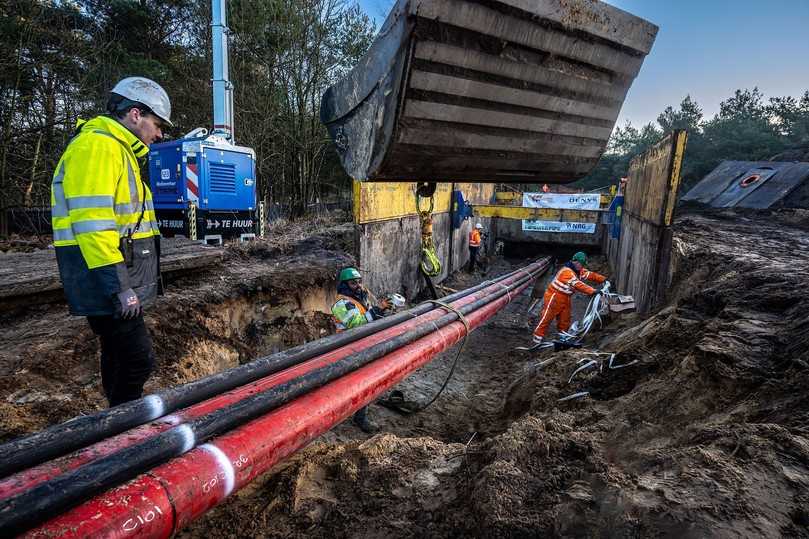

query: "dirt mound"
left=499, top=210, right=809, bottom=536
left=179, top=435, right=471, bottom=538
left=181, top=210, right=809, bottom=538
left=0, top=223, right=353, bottom=441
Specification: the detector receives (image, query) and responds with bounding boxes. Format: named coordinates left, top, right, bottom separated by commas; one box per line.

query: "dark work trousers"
left=86, top=314, right=155, bottom=407
left=468, top=246, right=480, bottom=272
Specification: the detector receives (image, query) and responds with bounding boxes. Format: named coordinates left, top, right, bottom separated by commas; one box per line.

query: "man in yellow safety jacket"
left=51, top=77, right=172, bottom=407
left=331, top=267, right=390, bottom=432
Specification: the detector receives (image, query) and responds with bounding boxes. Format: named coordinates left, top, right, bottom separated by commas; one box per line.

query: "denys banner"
left=522, top=220, right=597, bottom=234
left=522, top=193, right=601, bottom=210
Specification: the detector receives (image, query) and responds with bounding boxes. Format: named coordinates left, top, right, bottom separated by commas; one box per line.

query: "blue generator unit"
left=148, top=134, right=263, bottom=242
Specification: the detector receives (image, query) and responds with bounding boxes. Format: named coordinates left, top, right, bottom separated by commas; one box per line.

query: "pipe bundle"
left=0, top=259, right=549, bottom=537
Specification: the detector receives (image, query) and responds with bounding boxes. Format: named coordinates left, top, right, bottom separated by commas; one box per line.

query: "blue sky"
left=357, top=0, right=809, bottom=127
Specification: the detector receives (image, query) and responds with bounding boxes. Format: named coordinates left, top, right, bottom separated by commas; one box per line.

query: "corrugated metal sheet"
left=682, top=161, right=809, bottom=209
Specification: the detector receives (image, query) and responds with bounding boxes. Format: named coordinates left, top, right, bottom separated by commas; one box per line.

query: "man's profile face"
left=347, top=279, right=362, bottom=292
left=125, top=108, right=164, bottom=145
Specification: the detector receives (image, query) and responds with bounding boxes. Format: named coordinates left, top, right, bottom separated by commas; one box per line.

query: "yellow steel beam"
left=353, top=181, right=495, bottom=224
left=473, top=204, right=601, bottom=222
left=664, top=131, right=688, bottom=226
left=494, top=191, right=522, bottom=204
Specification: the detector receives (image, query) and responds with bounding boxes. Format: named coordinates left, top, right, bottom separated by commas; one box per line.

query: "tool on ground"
left=386, top=293, right=406, bottom=308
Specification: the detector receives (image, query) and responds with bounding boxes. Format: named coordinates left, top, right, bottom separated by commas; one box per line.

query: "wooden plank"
left=412, top=0, right=646, bottom=77
left=625, top=131, right=688, bottom=226
left=0, top=239, right=224, bottom=301
left=404, top=99, right=613, bottom=140
left=414, top=41, right=628, bottom=102
left=409, top=71, right=619, bottom=123
left=398, top=125, right=605, bottom=159
left=494, top=0, right=658, bottom=54
left=611, top=131, right=688, bottom=313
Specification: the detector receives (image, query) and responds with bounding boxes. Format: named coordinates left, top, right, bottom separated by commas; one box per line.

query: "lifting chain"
left=417, top=182, right=441, bottom=277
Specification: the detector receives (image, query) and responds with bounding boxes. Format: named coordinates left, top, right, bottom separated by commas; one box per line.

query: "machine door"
left=148, top=143, right=185, bottom=208
left=201, top=147, right=256, bottom=211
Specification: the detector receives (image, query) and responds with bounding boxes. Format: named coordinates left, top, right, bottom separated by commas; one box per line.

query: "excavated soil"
left=0, top=219, right=354, bottom=440
left=177, top=209, right=809, bottom=538
left=2, top=209, right=809, bottom=538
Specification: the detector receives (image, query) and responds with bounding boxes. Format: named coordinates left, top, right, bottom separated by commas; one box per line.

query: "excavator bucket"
left=321, top=0, right=657, bottom=183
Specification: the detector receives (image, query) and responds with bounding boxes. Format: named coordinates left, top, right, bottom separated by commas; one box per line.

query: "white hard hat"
left=111, top=77, right=173, bottom=126
left=475, top=223, right=484, bottom=229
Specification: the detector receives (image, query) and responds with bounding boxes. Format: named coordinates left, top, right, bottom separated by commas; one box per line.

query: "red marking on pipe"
left=24, top=276, right=530, bottom=538
left=2, top=265, right=543, bottom=502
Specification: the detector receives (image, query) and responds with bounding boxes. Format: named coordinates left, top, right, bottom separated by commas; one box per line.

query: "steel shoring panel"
left=711, top=166, right=779, bottom=208
left=680, top=161, right=754, bottom=204
left=738, top=163, right=809, bottom=209
left=682, top=161, right=809, bottom=209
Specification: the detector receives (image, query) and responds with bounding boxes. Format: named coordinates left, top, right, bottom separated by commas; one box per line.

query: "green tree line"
left=0, top=0, right=374, bottom=234
left=576, top=88, right=809, bottom=193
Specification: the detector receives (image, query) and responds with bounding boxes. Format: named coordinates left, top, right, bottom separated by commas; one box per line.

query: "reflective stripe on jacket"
left=579, top=268, right=607, bottom=284
left=51, top=115, right=161, bottom=316
left=469, top=229, right=481, bottom=247
left=331, top=294, right=375, bottom=332
left=548, top=266, right=597, bottom=296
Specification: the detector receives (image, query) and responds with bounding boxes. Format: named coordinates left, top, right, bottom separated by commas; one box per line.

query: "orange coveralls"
left=468, top=229, right=481, bottom=247
left=532, top=264, right=607, bottom=340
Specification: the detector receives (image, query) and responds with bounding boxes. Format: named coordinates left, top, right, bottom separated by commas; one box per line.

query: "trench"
left=6, top=209, right=809, bottom=538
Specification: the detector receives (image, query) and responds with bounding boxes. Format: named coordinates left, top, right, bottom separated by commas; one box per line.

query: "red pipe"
left=2, top=264, right=543, bottom=501
left=24, top=276, right=531, bottom=538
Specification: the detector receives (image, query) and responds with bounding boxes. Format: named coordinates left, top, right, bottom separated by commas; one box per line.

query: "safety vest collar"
left=78, top=115, right=150, bottom=160
left=335, top=294, right=368, bottom=315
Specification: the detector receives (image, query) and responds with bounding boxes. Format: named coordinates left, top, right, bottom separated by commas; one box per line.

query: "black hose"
left=0, top=261, right=546, bottom=536
left=0, top=264, right=537, bottom=479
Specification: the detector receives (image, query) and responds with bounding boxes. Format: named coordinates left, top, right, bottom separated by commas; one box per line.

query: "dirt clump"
left=0, top=220, right=354, bottom=441
left=181, top=209, right=809, bottom=538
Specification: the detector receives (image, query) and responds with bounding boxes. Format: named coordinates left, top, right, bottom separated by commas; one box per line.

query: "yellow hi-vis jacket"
left=51, top=115, right=161, bottom=316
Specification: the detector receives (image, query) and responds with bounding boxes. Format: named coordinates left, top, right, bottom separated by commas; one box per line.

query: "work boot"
left=352, top=407, right=377, bottom=434
left=515, top=335, right=544, bottom=352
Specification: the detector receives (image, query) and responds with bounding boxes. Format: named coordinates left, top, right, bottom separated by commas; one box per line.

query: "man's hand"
left=117, top=288, right=142, bottom=319
left=378, top=298, right=392, bottom=311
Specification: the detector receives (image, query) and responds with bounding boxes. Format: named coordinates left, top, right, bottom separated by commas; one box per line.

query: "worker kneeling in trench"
left=331, top=267, right=393, bottom=433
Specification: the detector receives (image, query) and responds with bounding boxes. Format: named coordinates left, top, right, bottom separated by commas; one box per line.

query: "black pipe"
left=0, top=263, right=539, bottom=479
left=0, top=260, right=548, bottom=536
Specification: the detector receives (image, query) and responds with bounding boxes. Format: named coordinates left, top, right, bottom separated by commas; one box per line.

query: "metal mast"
left=211, top=0, right=234, bottom=142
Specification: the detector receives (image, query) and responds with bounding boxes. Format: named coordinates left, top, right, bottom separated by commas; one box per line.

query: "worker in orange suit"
left=467, top=222, right=483, bottom=272
left=531, top=251, right=607, bottom=345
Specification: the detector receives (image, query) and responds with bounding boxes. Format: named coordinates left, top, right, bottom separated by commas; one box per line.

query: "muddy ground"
left=0, top=217, right=354, bottom=439
left=2, top=208, right=809, bottom=537
left=178, top=209, right=809, bottom=539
